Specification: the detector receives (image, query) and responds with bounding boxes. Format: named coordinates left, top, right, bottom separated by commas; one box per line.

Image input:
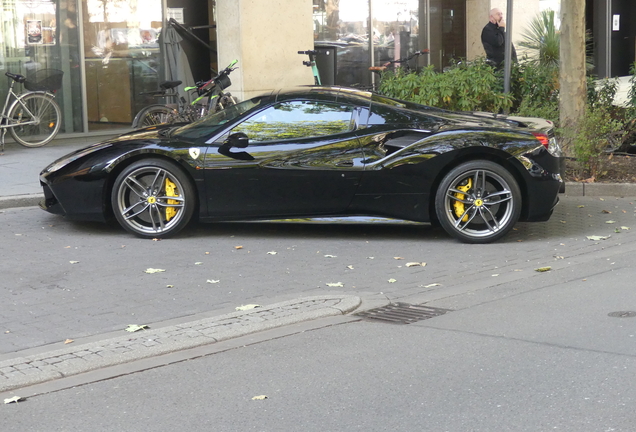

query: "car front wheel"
left=435, top=160, right=521, bottom=244
left=111, top=159, right=195, bottom=238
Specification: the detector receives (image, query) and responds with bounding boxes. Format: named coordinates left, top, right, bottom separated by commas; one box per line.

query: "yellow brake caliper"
left=165, top=179, right=179, bottom=221
left=453, top=178, right=472, bottom=222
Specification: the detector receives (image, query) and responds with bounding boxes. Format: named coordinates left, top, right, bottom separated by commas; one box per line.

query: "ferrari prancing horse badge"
left=189, top=148, right=201, bottom=160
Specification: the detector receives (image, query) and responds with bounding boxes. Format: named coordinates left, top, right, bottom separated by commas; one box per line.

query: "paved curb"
left=0, top=194, right=42, bottom=210
left=2, top=182, right=636, bottom=212
left=0, top=295, right=361, bottom=393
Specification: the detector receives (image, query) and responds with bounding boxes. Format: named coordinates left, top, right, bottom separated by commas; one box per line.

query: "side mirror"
left=225, top=132, right=249, bottom=148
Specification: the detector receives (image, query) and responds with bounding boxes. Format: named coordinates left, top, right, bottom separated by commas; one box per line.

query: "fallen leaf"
left=347, top=265, right=354, bottom=270
left=144, top=268, right=166, bottom=274
left=601, top=210, right=612, bottom=214
left=4, top=396, right=25, bottom=404
left=326, top=282, right=344, bottom=287
left=194, top=262, right=202, bottom=265
left=621, top=226, right=630, bottom=230
left=166, top=285, right=174, bottom=288
left=393, top=257, right=404, bottom=260
left=492, top=274, right=499, bottom=277
left=152, top=238, right=161, bottom=241
left=205, top=252, right=210, bottom=255
left=125, top=324, right=149, bottom=332
left=367, top=257, right=374, bottom=259
left=388, top=278, right=397, bottom=283
left=577, top=205, right=585, bottom=208
left=64, top=339, right=74, bottom=344
left=206, top=279, right=220, bottom=284
left=587, top=235, right=610, bottom=241
left=324, top=254, right=337, bottom=258
left=423, top=283, right=441, bottom=288
left=606, top=220, right=616, bottom=224
left=554, top=256, right=564, bottom=260
left=64, top=246, right=71, bottom=249
left=69, top=261, right=80, bottom=264
left=267, top=251, right=277, bottom=255
left=236, top=304, right=261, bottom=311
left=600, top=198, right=605, bottom=201
left=406, top=262, right=426, bottom=267
left=235, top=246, right=243, bottom=249
left=252, top=395, right=268, bottom=400
left=535, top=267, right=552, bottom=272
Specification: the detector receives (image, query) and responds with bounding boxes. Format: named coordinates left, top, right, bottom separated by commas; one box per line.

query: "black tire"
left=9, top=93, right=61, bottom=147
left=132, top=105, right=176, bottom=129
left=111, top=159, right=196, bottom=238
left=435, top=160, right=521, bottom=244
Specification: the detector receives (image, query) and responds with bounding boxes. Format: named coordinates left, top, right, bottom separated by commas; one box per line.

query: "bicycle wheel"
left=132, top=105, right=177, bottom=129
left=8, top=93, right=61, bottom=147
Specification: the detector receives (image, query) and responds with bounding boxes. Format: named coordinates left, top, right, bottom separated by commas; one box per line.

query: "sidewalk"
left=0, top=295, right=361, bottom=395
left=1, top=133, right=636, bottom=211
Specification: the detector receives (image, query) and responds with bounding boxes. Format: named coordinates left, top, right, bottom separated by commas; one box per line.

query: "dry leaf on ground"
left=125, top=324, right=149, bottom=332
left=144, top=268, right=166, bottom=274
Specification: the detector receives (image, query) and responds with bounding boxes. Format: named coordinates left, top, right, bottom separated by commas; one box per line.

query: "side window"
left=232, top=100, right=354, bottom=143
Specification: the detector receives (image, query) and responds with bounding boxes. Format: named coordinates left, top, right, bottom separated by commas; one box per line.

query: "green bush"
left=510, top=62, right=560, bottom=124
left=377, top=59, right=513, bottom=113
left=570, top=104, right=624, bottom=178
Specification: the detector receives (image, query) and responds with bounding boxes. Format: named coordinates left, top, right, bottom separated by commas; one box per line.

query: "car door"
left=203, top=99, right=366, bottom=218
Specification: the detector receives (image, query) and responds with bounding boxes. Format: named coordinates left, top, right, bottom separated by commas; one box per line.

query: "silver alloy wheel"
left=435, top=160, right=521, bottom=243
left=114, top=165, right=187, bottom=236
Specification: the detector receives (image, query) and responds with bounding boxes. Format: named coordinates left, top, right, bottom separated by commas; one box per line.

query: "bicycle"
left=0, top=69, right=63, bottom=152
left=132, top=60, right=239, bottom=129
left=369, top=49, right=430, bottom=74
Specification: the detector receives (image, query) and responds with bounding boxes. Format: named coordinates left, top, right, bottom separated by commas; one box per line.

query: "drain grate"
left=355, top=303, right=452, bottom=324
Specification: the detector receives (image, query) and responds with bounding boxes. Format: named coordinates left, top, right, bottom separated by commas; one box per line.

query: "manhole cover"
left=608, top=311, right=636, bottom=318
left=355, top=303, right=451, bottom=324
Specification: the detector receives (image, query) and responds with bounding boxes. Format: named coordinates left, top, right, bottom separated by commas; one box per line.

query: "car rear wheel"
left=435, top=160, right=521, bottom=244
left=111, top=159, right=195, bottom=238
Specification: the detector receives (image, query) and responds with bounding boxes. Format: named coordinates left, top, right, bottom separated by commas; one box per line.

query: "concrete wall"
left=216, top=0, right=314, bottom=101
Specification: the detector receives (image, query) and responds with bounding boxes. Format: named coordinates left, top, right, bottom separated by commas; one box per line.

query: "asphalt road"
left=1, top=195, right=635, bottom=354
left=3, top=195, right=636, bottom=430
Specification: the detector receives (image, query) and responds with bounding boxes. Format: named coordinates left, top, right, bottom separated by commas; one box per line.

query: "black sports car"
left=40, top=86, right=564, bottom=243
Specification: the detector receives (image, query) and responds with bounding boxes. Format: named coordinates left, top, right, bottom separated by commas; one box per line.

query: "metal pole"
left=503, top=0, right=514, bottom=95
left=369, top=0, right=375, bottom=89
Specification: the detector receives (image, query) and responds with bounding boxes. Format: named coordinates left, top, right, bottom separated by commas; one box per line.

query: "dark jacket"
left=481, top=21, right=517, bottom=67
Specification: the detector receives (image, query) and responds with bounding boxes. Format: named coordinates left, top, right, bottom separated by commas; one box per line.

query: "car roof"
left=273, top=86, right=373, bottom=104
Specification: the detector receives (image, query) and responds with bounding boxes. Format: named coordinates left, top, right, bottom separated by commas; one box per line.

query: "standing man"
left=481, top=8, right=517, bottom=69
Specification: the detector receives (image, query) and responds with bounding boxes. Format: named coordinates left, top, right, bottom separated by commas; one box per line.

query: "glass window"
left=0, top=0, right=83, bottom=134
left=173, top=97, right=264, bottom=140
left=232, top=101, right=355, bottom=143
left=82, top=0, right=162, bottom=131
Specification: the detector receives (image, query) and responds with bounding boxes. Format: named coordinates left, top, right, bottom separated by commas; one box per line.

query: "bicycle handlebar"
left=369, top=49, right=430, bottom=72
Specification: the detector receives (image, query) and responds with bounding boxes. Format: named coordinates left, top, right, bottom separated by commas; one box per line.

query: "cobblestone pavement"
left=0, top=296, right=360, bottom=393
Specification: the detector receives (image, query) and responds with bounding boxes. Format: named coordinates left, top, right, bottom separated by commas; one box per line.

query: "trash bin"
left=314, top=45, right=337, bottom=86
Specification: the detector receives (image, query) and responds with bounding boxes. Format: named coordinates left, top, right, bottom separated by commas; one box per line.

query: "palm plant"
left=519, top=10, right=559, bottom=68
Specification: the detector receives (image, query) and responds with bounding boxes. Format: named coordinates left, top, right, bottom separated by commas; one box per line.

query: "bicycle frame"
left=0, top=80, right=51, bottom=151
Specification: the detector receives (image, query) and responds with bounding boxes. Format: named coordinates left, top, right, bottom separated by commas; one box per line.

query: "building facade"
left=0, top=0, right=632, bottom=138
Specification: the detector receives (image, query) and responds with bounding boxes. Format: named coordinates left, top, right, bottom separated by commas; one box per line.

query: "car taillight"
left=532, top=132, right=562, bottom=157
left=532, top=132, right=549, bottom=147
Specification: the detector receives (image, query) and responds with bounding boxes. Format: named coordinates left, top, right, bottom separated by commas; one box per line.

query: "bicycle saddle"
left=159, top=80, right=182, bottom=90
left=4, top=72, right=26, bottom=83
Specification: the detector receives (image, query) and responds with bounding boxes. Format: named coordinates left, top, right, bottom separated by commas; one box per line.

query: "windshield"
left=172, top=97, right=263, bottom=140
